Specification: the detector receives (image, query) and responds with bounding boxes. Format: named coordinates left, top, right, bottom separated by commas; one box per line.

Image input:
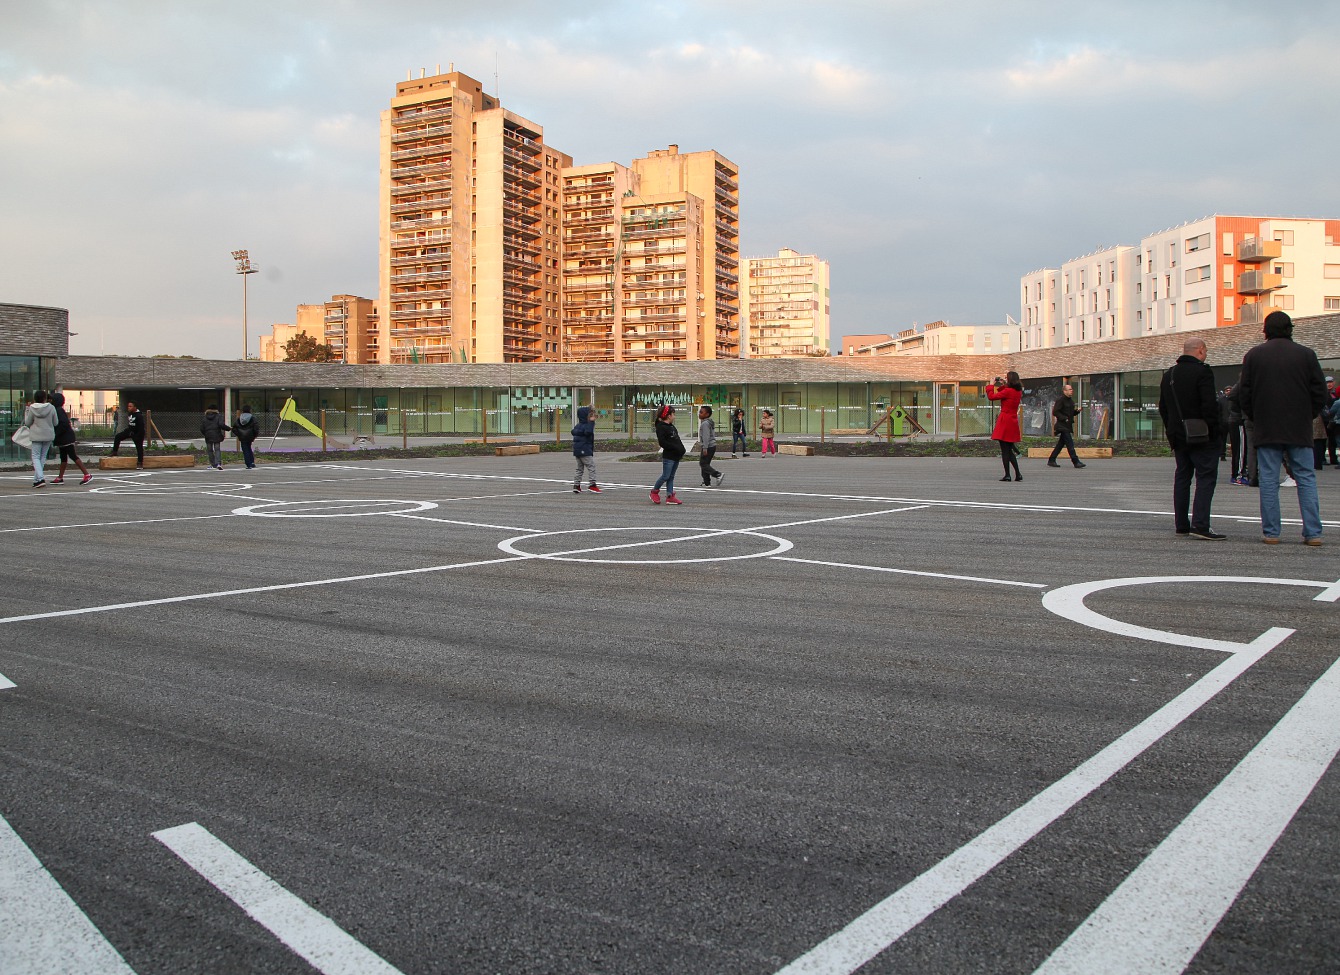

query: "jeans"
left=1256, top=444, right=1323, bottom=540
left=653, top=457, right=679, bottom=494
left=206, top=441, right=223, bottom=467
left=732, top=432, right=747, bottom=454
left=30, top=440, right=52, bottom=483
left=239, top=438, right=256, bottom=468
left=1172, top=444, right=1219, bottom=532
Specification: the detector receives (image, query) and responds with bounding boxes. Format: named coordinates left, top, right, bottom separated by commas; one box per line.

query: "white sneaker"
left=1281, top=477, right=1297, bottom=487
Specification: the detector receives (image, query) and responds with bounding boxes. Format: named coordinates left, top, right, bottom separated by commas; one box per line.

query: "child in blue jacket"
left=572, top=406, right=600, bottom=493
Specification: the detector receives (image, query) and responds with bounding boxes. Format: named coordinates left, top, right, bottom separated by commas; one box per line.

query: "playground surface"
left=1, top=453, right=1338, bottom=975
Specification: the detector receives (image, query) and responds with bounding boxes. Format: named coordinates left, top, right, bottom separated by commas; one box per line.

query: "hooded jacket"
left=655, top=417, right=686, bottom=460
left=23, top=402, right=57, bottom=442
left=200, top=408, right=231, bottom=444
left=234, top=411, right=259, bottom=443
left=50, top=392, right=77, bottom=447
left=571, top=406, right=595, bottom=457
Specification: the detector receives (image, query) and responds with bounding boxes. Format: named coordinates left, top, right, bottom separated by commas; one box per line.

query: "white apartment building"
left=741, top=247, right=831, bottom=357
left=845, top=321, right=1014, bottom=357
left=1022, top=215, right=1340, bottom=350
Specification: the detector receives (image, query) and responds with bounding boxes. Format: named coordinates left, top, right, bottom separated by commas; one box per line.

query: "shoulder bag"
left=12, top=424, right=32, bottom=448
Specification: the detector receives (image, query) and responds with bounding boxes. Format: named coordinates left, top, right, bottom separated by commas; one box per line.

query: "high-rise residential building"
left=1021, top=215, right=1340, bottom=350
left=559, top=145, right=741, bottom=362
left=741, top=247, right=831, bottom=357
left=322, top=295, right=379, bottom=363
left=378, top=69, right=570, bottom=364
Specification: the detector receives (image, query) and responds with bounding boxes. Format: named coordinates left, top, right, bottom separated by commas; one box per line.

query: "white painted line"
left=772, top=556, right=1046, bottom=589
left=1035, top=653, right=1340, bottom=975
left=204, top=491, right=286, bottom=504
left=0, top=672, right=14, bottom=690
left=771, top=635, right=1287, bottom=975
left=389, top=513, right=544, bottom=532
left=499, top=526, right=794, bottom=564
left=0, top=814, right=137, bottom=974
left=0, top=514, right=239, bottom=534
left=749, top=505, right=932, bottom=532
left=0, top=554, right=532, bottom=625
left=1042, top=576, right=1330, bottom=654
left=152, top=822, right=404, bottom=975
left=1315, top=579, right=1340, bottom=603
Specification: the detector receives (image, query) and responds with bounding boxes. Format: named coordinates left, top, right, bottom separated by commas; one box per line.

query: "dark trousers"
left=1227, top=423, right=1244, bottom=478
left=1327, top=422, right=1339, bottom=465
left=997, top=439, right=1020, bottom=478
left=700, top=446, right=721, bottom=484
left=1173, top=444, right=1219, bottom=533
left=239, top=439, right=256, bottom=468
left=1048, top=431, right=1079, bottom=465
left=731, top=432, right=747, bottom=454
left=112, top=432, right=144, bottom=463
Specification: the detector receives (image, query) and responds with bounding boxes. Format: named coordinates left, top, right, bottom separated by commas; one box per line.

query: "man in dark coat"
left=1238, top=311, right=1327, bottom=545
left=1046, top=383, right=1085, bottom=469
left=1158, top=338, right=1223, bottom=539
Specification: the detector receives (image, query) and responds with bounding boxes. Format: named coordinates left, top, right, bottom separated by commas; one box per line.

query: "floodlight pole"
left=231, top=249, right=259, bottom=359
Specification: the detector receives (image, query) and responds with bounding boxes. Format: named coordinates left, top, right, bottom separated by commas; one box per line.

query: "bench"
left=777, top=444, right=814, bottom=456
left=463, top=437, right=516, bottom=445
left=99, top=455, right=195, bottom=470
left=829, top=428, right=870, bottom=436
left=1025, top=447, right=1114, bottom=459
left=495, top=443, right=540, bottom=456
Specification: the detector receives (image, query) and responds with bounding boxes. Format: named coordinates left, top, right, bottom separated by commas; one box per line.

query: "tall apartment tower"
left=741, top=247, right=831, bottom=357
left=559, top=146, right=741, bottom=362
left=378, top=70, right=570, bottom=364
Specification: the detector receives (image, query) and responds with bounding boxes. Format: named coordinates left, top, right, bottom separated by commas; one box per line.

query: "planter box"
left=99, top=455, right=196, bottom=470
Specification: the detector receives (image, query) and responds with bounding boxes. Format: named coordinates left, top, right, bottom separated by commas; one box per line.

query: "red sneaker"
left=587, top=484, right=602, bottom=493
left=52, top=476, right=64, bottom=484
left=80, top=474, right=93, bottom=484
left=665, top=494, right=683, bottom=505
left=649, top=490, right=661, bottom=504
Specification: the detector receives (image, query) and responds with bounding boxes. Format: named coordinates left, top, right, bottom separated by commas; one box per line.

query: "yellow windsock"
left=278, top=397, right=325, bottom=438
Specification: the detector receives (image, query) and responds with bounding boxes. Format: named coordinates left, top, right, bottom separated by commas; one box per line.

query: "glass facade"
left=1, top=355, right=52, bottom=462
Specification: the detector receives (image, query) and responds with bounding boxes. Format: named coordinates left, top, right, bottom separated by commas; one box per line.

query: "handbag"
left=11, top=425, right=31, bottom=448
left=1166, top=369, right=1210, bottom=445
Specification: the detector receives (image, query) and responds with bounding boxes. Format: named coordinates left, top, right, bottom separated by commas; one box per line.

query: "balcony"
left=391, top=195, right=450, bottom=214
left=391, top=161, right=451, bottom=179
left=391, top=178, right=452, bottom=198
left=391, top=215, right=453, bottom=232
left=502, top=143, right=541, bottom=171
left=1237, top=302, right=1286, bottom=326
left=624, top=346, right=687, bottom=360
left=623, top=261, right=686, bottom=275
left=503, top=271, right=541, bottom=292
left=390, top=144, right=450, bottom=163
left=391, top=270, right=452, bottom=284
left=564, top=227, right=615, bottom=243
left=392, top=106, right=453, bottom=127
left=391, top=233, right=451, bottom=251
left=564, top=298, right=615, bottom=311
left=626, top=311, right=688, bottom=324
left=622, top=326, right=687, bottom=340
left=389, top=325, right=453, bottom=336
left=502, top=127, right=542, bottom=154
left=392, top=287, right=452, bottom=303
left=391, top=124, right=452, bottom=144
left=714, top=169, right=738, bottom=193
left=1237, top=270, right=1283, bottom=294
left=503, top=162, right=541, bottom=189
left=1238, top=238, right=1283, bottom=263
left=503, top=198, right=540, bottom=223
left=715, top=202, right=738, bottom=223
left=390, top=307, right=451, bottom=321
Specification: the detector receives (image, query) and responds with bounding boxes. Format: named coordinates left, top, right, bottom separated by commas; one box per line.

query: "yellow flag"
left=278, top=397, right=325, bottom=438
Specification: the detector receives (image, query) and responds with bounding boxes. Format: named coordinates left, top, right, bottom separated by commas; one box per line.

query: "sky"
left=3, top=1, right=1340, bottom=360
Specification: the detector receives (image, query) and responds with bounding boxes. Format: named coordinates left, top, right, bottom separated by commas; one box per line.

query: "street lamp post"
left=231, top=249, right=259, bottom=359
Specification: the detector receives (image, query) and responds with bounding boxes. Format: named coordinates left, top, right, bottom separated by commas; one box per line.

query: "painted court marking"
left=0, top=813, right=136, bottom=974
left=1035, top=653, right=1340, bottom=975
left=500, top=525, right=795, bottom=563
left=772, top=634, right=1291, bottom=975
left=153, top=822, right=404, bottom=975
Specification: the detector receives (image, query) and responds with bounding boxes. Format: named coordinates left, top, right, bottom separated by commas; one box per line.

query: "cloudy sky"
left=3, top=1, right=1339, bottom=359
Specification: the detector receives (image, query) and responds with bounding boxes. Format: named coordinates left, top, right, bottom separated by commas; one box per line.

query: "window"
left=1186, top=232, right=1211, bottom=252
left=1223, top=233, right=1234, bottom=255
left=1185, top=265, right=1211, bottom=284
left=1224, top=265, right=1234, bottom=287
left=1326, top=265, right=1340, bottom=279
left=1272, top=262, right=1295, bottom=278
left=1223, top=303, right=1234, bottom=321
left=1186, top=297, right=1211, bottom=315
left=1273, top=229, right=1295, bottom=245
left=1325, top=297, right=1340, bottom=311
left=1277, top=294, right=1295, bottom=310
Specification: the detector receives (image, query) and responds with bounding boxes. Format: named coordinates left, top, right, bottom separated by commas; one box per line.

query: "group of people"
left=198, top=404, right=261, bottom=470
left=1160, top=311, right=1331, bottom=544
left=18, top=389, right=93, bottom=487
left=571, top=403, right=779, bottom=504
left=986, top=373, right=1087, bottom=481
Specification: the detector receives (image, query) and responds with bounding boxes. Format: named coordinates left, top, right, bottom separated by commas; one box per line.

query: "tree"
left=284, top=333, right=340, bottom=362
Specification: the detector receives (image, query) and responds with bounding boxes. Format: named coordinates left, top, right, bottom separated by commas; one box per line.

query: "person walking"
left=111, top=401, right=145, bottom=467
left=987, top=372, right=1023, bottom=481
left=1046, top=383, right=1085, bottom=469
left=1158, top=338, right=1224, bottom=539
left=1238, top=311, right=1327, bottom=546
left=730, top=407, right=748, bottom=457
left=233, top=403, right=260, bottom=469
left=650, top=404, right=686, bottom=504
left=22, top=390, right=58, bottom=488
left=49, top=391, right=92, bottom=485
left=698, top=405, right=725, bottom=487
left=570, top=405, right=601, bottom=493
left=200, top=405, right=231, bottom=470
left=759, top=408, right=777, bottom=456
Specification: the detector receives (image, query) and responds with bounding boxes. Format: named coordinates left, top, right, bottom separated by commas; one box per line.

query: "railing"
left=392, top=106, right=453, bottom=126
left=389, top=324, right=452, bottom=336
left=390, top=145, right=450, bottom=163
left=391, top=178, right=452, bottom=197
left=391, top=215, right=452, bottom=231
left=1237, top=238, right=1282, bottom=263
left=389, top=308, right=451, bottom=320
left=1237, top=270, right=1283, bottom=294
left=390, top=161, right=451, bottom=179
left=391, top=196, right=450, bottom=214
left=391, top=270, right=452, bottom=283
left=391, top=124, right=452, bottom=144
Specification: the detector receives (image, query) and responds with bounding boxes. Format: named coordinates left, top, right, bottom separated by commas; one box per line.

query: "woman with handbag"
left=986, top=372, right=1024, bottom=482
left=22, top=390, right=58, bottom=488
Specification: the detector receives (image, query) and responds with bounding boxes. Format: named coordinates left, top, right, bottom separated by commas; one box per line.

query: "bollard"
left=320, top=409, right=327, bottom=452
left=402, top=410, right=407, bottom=449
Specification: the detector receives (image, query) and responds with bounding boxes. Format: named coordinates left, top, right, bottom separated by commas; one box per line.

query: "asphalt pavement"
left=1, top=453, right=1338, bottom=975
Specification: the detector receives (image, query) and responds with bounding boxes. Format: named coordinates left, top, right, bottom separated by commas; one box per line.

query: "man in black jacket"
left=1046, top=383, right=1085, bottom=469
left=1239, top=311, right=1327, bottom=545
left=1158, top=338, right=1224, bottom=539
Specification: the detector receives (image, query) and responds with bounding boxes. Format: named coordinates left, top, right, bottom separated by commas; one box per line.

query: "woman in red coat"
left=987, top=371, right=1024, bottom=481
